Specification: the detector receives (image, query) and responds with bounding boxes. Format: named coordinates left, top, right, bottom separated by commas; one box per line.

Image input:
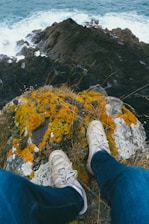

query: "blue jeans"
left=1, top=151, right=149, bottom=224
left=0, top=170, right=83, bottom=224
left=91, top=150, right=149, bottom=224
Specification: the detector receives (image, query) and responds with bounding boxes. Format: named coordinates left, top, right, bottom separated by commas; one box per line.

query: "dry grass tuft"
left=0, top=111, right=11, bottom=168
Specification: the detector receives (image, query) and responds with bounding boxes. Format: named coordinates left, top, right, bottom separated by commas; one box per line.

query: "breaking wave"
left=0, top=9, right=148, bottom=57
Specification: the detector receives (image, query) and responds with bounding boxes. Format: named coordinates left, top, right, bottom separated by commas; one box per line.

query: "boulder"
left=1, top=85, right=149, bottom=224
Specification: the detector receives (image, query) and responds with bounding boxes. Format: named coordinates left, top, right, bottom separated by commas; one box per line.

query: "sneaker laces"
left=51, top=158, right=78, bottom=187
left=91, top=132, right=109, bottom=150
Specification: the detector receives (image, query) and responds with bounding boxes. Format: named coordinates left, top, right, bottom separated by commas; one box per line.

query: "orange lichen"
left=29, top=171, right=35, bottom=179
left=7, top=149, right=12, bottom=159
left=76, top=90, right=117, bottom=155
left=73, top=90, right=119, bottom=155
left=15, top=101, right=45, bottom=135
left=106, top=130, right=118, bottom=156
left=4, top=85, right=140, bottom=172
left=76, top=164, right=89, bottom=184
left=12, top=138, right=20, bottom=150
left=77, top=90, right=118, bottom=155
left=69, top=221, right=78, bottom=224
left=117, top=105, right=137, bottom=126
left=38, top=102, right=78, bottom=148
left=49, top=120, right=71, bottom=143
left=79, top=126, right=87, bottom=147
left=10, top=137, right=35, bottom=162
left=15, top=144, right=35, bottom=162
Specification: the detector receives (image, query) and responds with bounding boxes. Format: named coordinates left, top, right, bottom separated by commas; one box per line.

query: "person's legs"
left=91, top=151, right=149, bottom=224
left=0, top=150, right=87, bottom=224
left=87, top=120, right=149, bottom=224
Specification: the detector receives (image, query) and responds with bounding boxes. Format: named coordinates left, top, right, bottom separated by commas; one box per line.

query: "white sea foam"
left=96, top=12, right=149, bottom=44
left=0, top=10, right=148, bottom=58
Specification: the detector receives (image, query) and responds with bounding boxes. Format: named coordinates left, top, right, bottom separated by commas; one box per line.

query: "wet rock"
left=16, top=39, right=30, bottom=56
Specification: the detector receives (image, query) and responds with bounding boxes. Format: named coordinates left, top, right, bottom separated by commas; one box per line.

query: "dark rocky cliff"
left=0, top=18, right=149, bottom=137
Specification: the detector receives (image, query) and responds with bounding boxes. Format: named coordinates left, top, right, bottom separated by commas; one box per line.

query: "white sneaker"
left=49, top=150, right=77, bottom=187
left=49, top=150, right=87, bottom=214
left=87, top=120, right=110, bottom=175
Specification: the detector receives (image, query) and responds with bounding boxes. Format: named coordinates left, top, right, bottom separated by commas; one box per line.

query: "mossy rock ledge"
left=2, top=84, right=148, bottom=224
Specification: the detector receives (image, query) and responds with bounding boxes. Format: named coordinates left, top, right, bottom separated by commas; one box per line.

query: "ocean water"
left=0, top=0, right=149, bottom=57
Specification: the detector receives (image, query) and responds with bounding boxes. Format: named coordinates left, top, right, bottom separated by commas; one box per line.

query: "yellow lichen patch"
left=76, top=164, right=89, bottom=184
left=32, top=91, right=64, bottom=118
left=106, top=130, right=118, bottom=156
left=117, top=105, right=137, bottom=126
left=79, top=126, right=87, bottom=147
left=78, top=89, right=104, bottom=101
left=38, top=127, right=50, bottom=149
left=57, top=103, right=78, bottom=122
left=15, top=100, right=45, bottom=135
left=29, top=170, right=35, bottom=179
left=4, top=85, right=142, bottom=175
left=15, top=144, right=35, bottom=162
left=69, top=221, right=78, bottom=224
left=7, top=149, right=12, bottom=159
left=100, top=113, right=117, bottom=155
left=76, top=90, right=104, bottom=115
left=74, top=94, right=84, bottom=104
left=38, top=102, right=78, bottom=148
left=84, top=115, right=93, bottom=126
left=7, top=138, right=35, bottom=162
left=49, top=120, right=71, bottom=143
left=12, top=138, right=20, bottom=150
left=74, top=90, right=106, bottom=123
left=76, top=90, right=117, bottom=155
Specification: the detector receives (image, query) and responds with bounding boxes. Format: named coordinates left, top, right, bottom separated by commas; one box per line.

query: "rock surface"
left=3, top=85, right=147, bottom=179
left=1, top=85, right=148, bottom=224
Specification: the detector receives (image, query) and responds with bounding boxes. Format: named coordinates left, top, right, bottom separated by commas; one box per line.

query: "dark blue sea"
left=0, top=0, right=149, bottom=57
